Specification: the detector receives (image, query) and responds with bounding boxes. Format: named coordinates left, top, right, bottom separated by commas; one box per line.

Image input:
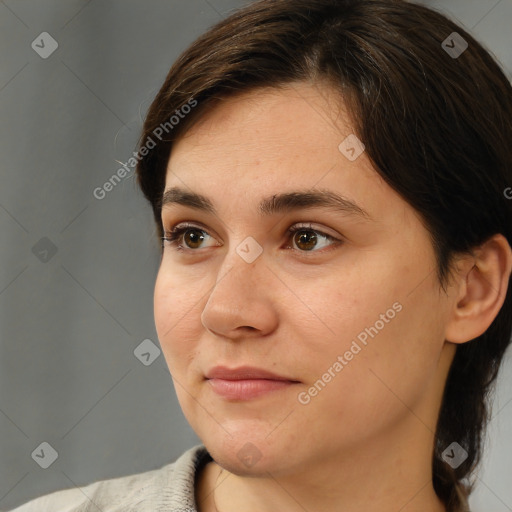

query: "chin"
left=207, top=442, right=271, bottom=476
left=201, top=430, right=301, bottom=477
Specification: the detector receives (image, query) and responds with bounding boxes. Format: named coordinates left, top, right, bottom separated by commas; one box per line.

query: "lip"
left=205, top=365, right=297, bottom=381
left=205, top=366, right=300, bottom=401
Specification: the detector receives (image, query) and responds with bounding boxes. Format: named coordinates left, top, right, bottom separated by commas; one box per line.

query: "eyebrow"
left=161, top=186, right=371, bottom=220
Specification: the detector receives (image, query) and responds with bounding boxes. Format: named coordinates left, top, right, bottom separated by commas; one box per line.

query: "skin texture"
left=153, top=82, right=512, bottom=512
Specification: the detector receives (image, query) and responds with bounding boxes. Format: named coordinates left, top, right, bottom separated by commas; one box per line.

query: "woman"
left=8, top=0, right=512, bottom=511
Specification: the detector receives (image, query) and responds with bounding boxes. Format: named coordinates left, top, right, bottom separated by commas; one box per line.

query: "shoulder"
left=4, top=444, right=211, bottom=512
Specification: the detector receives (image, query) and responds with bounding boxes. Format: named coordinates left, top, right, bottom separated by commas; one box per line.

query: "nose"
left=200, top=249, right=279, bottom=340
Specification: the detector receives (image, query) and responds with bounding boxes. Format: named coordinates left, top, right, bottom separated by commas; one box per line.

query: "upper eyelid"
left=163, top=222, right=342, bottom=247
left=164, top=221, right=219, bottom=240
left=164, top=221, right=339, bottom=237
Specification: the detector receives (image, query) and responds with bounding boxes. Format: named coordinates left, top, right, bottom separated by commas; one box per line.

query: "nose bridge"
left=210, top=239, right=264, bottom=303
left=200, top=238, right=277, bottom=335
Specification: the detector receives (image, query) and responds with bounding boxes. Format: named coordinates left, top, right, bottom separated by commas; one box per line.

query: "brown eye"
left=162, top=224, right=215, bottom=251
left=287, top=225, right=340, bottom=253
left=182, top=229, right=205, bottom=249
left=293, top=230, right=318, bottom=251
left=163, top=222, right=341, bottom=254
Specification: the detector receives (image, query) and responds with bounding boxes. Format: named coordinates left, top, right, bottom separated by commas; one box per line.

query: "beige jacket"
left=5, top=444, right=211, bottom=512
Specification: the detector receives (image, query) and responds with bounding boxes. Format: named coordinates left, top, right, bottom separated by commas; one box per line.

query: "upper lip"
left=205, top=365, right=299, bottom=382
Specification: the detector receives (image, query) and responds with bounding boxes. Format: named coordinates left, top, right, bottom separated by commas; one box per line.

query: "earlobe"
left=445, top=234, right=512, bottom=344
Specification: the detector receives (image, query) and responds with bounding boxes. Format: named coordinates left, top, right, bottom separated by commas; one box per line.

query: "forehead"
left=168, top=84, right=370, bottom=186
left=164, top=83, right=414, bottom=230
left=171, top=83, right=348, bottom=163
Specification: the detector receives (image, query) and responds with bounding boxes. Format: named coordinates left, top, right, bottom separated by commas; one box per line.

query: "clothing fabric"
left=5, top=444, right=212, bottom=512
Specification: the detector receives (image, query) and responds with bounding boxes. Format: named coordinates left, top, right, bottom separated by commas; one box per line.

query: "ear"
left=444, top=233, right=512, bottom=344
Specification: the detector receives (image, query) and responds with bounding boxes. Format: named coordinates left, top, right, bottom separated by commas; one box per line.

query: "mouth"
left=205, top=365, right=301, bottom=401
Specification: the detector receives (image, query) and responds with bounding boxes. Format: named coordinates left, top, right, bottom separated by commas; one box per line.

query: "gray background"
left=0, top=0, right=511, bottom=510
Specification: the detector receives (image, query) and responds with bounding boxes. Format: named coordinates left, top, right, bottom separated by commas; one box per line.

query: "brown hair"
left=135, top=1, right=512, bottom=510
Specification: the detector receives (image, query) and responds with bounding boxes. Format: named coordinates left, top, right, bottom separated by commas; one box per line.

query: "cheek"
left=297, top=301, right=442, bottom=446
left=343, top=288, right=445, bottom=416
left=153, top=264, right=203, bottom=372
left=304, top=262, right=444, bottom=407
left=153, top=270, right=175, bottom=342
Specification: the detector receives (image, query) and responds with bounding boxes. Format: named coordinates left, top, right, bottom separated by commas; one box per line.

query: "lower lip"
left=207, top=378, right=296, bottom=400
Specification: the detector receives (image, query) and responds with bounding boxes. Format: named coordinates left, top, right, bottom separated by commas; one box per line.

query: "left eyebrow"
left=161, top=186, right=372, bottom=220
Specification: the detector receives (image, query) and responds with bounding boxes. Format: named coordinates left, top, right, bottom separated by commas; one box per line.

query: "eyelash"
left=161, top=222, right=342, bottom=254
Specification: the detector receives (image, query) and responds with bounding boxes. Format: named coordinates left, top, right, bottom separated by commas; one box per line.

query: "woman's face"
left=154, top=82, right=456, bottom=476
